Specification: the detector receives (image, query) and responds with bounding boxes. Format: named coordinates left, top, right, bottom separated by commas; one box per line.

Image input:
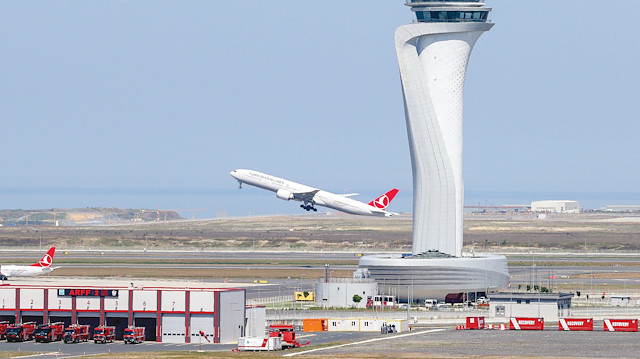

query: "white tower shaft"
left=396, top=22, right=493, bottom=256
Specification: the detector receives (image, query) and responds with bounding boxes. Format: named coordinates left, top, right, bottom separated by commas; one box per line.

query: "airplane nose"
left=230, top=170, right=238, bottom=178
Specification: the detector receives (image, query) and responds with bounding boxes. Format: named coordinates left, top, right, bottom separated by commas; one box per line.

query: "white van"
left=424, top=299, right=438, bottom=310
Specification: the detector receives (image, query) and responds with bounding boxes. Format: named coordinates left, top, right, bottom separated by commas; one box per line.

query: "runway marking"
left=58, top=355, right=107, bottom=359
left=283, top=328, right=446, bottom=357
left=12, top=352, right=60, bottom=358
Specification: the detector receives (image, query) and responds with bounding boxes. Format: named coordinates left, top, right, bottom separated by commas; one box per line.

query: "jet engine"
left=276, top=189, right=294, bottom=201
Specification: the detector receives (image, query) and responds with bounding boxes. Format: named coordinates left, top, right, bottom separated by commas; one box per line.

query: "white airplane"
left=230, top=169, right=399, bottom=217
left=0, top=247, right=57, bottom=280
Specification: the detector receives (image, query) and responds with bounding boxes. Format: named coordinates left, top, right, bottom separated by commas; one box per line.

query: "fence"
left=247, top=295, right=294, bottom=306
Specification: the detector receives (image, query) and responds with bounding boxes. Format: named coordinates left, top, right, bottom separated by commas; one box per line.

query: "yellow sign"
left=295, top=291, right=315, bottom=301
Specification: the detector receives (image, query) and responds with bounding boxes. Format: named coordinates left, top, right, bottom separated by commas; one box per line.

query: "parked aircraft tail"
left=368, top=189, right=399, bottom=210
left=30, top=247, right=56, bottom=268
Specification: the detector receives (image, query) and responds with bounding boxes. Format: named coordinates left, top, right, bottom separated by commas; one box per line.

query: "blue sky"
left=1, top=1, right=638, bottom=215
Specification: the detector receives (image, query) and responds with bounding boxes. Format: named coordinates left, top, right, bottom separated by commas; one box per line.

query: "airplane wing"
left=292, top=190, right=320, bottom=203
left=338, top=193, right=360, bottom=197
left=369, top=208, right=398, bottom=217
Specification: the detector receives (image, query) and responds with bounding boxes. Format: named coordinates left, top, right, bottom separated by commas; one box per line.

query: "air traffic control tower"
left=359, top=1, right=509, bottom=301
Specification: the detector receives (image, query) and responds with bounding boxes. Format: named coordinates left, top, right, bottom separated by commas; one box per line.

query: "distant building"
left=531, top=200, right=580, bottom=214
left=315, top=278, right=378, bottom=309
left=605, top=205, right=640, bottom=212
left=611, top=295, right=631, bottom=307
left=489, top=293, right=573, bottom=321
left=0, top=281, right=245, bottom=343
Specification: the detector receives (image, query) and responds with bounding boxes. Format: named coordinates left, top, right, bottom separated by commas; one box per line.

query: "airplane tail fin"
left=368, top=189, right=399, bottom=210
left=30, top=247, right=56, bottom=268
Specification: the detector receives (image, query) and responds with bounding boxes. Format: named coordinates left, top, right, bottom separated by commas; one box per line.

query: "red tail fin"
left=30, top=247, right=55, bottom=267
left=368, top=189, right=399, bottom=210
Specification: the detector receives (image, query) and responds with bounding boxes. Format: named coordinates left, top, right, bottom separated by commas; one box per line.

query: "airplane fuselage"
left=0, top=246, right=57, bottom=280
left=230, top=169, right=396, bottom=217
left=0, top=265, right=53, bottom=278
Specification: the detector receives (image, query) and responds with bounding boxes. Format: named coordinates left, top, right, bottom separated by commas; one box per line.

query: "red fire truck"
left=0, top=321, right=10, bottom=340
left=123, top=326, right=145, bottom=344
left=35, top=322, right=65, bottom=342
left=268, top=324, right=309, bottom=349
left=6, top=322, right=36, bottom=342
left=63, top=324, right=90, bottom=343
left=93, top=326, right=116, bottom=343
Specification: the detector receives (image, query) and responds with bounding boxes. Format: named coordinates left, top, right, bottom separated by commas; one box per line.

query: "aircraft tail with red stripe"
left=30, top=247, right=56, bottom=268
left=368, top=189, right=399, bottom=210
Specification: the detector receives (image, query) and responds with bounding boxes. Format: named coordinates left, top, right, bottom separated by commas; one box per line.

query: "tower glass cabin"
left=407, top=0, right=490, bottom=23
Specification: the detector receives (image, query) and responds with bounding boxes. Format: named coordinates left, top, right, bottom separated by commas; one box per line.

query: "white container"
left=237, top=336, right=282, bottom=351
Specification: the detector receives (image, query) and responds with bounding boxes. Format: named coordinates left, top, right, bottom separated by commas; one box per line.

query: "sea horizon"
left=1, top=187, right=638, bottom=219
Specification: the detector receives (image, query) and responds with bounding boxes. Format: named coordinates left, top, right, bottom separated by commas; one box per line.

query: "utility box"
left=384, top=319, right=409, bottom=333
left=246, top=306, right=266, bottom=337
left=466, top=316, right=485, bottom=330
left=303, top=319, right=327, bottom=332
left=510, top=317, right=544, bottom=330
left=604, top=319, right=638, bottom=332
left=559, top=318, right=593, bottom=331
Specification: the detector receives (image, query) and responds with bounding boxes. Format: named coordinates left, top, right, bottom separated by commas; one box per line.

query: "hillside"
left=0, top=208, right=182, bottom=226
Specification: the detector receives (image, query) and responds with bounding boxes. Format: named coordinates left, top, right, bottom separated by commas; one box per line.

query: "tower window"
left=414, top=10, right=489, bottom=23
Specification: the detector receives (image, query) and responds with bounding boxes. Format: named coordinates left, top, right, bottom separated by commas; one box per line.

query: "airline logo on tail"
left=30, top=247, right=55, bottom=267
left=369, top=189, right=399, bottom=210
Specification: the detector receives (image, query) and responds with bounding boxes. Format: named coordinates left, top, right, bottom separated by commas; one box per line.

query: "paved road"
left=509, top=265, right=640, bottom=292
left=288, top=327, right=640, bottom=358
left=0, top=331, right=376, bottom=358
left=0, top=249, right=363, bottom=261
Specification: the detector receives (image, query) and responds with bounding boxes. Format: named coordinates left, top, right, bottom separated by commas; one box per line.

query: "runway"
left=4, top=249, right=640, bottom=296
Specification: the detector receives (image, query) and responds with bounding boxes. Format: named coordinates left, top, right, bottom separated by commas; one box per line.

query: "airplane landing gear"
left=238, top=182, right=242, bottom=189
left=300, top=204, right=317, bottom=212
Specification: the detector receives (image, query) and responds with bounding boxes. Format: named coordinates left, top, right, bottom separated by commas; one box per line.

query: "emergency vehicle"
left=34, top=322, right=64, bottom=342
left=123, top=326, right=145, bottom=344
left=93, top=326, right=116, bottom=343
left=63, top=324, right=90, bottom=343
left=6, top=322, right=36, bottom=342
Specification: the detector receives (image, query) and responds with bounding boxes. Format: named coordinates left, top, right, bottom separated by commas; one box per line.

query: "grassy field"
left=48, top=267, right=354, bottom=280
left=1, top=212, right=639, bottom=252
left=1, top=212, right=639, bottom=288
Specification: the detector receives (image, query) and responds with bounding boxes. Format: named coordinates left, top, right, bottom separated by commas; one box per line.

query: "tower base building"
left=359, top=254, right=509, bottom=302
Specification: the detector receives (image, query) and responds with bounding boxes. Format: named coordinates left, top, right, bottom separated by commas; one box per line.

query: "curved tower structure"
left=358, top=1, right=509, bottom=301
left=398, top=1, right=492, bottom=257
